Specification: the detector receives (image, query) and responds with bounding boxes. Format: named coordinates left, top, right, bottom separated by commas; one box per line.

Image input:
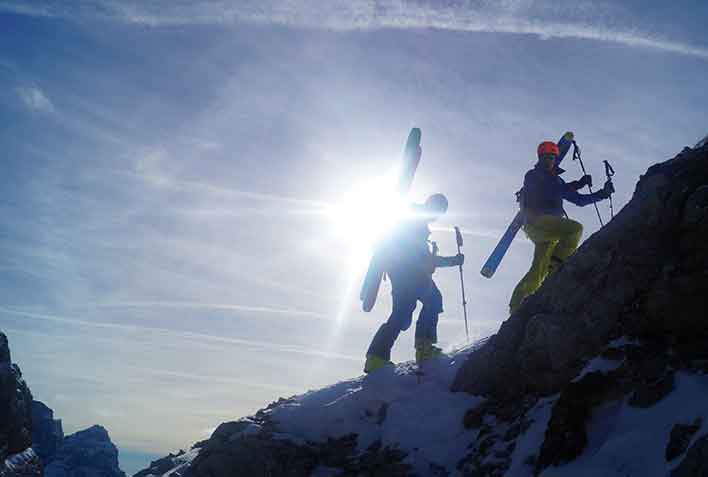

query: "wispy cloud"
left=59, top=300, right=328, bottom=319
left=15, top=86, right=55, bottom=113
left=1, top=0, right=707, bottom=60
left=0, top=307, right=359, bottom=361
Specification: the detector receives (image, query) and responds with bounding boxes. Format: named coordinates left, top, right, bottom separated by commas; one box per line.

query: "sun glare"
left=327, top=172, right=410, bottom=268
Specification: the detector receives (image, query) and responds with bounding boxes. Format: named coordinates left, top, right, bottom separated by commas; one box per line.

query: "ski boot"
left=415, top=339, right=443, bottom=364
left=364, top=355, right=393, bottom=374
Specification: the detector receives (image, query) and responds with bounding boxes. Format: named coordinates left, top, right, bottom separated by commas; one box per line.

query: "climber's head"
left=537, top=141, right=560, bottom=172
left=420, top=193, right=448, bottom=221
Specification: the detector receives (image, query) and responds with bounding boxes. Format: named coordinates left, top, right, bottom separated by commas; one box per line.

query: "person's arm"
left=567, top=174, right=592, bottom=191
left=562, top=179, right=613, bottom=206
left=433, top=253, right=464, bottom=268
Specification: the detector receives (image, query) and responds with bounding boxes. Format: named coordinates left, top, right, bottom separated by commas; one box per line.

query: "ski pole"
left=604, top=160, right=615, bottom=219
left=572, top=141, right=604, bottom=227
left=454, top=226, right=469, bottom=343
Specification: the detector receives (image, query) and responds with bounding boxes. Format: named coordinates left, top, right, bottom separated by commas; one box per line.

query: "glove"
left=599, top=180, right=615, bottom=198
left=455, top=253, right=465, bottom=266
left=563, top=131, right=575, bottom=142
left=579, top=174, right=593, bottom=188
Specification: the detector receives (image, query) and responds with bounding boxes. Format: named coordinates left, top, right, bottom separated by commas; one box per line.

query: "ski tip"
left=480, top=266, right=495, bottom=278
left=408, top=127, right=421, bottom=144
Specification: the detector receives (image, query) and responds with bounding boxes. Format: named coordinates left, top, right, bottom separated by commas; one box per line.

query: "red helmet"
left=537, top=141, right=560, bottom=158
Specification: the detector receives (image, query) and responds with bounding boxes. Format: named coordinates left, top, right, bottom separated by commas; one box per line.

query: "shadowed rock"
left=452, top=144, right=708, bottom=401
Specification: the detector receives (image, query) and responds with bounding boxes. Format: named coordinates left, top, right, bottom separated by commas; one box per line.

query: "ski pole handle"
left=604, top=160, right=615, bottom=178
left=455, top=226, right=463, bottom=251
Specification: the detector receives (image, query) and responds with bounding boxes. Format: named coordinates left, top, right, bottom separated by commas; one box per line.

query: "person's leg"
left=531, top=216, right=583, bottom=274
left=415, top=281, right=443, bottom=345
left=509, top=239, right=554, bottom=313
left=508, top=215, right=585, bottom=313
left=415, top=281, right=444, bottom=362
left=365, top=290, right=416, bottom=371
left=551, top=218, right=583, bottom=262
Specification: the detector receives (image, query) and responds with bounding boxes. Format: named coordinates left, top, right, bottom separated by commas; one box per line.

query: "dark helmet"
left=423, top=193, right=448, bottom=216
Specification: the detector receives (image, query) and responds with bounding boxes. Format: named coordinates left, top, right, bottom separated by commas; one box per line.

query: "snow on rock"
left=449, top=142, right=708, bottom=475
left=133, top=448, right=199, bottom=477
left=0, top=333, right=42, bottom=477
left=136, top=142, right=708, bottom=476
left=538, top=372, right=708, bottom=477
left=269, top=350, right=483, bottom=474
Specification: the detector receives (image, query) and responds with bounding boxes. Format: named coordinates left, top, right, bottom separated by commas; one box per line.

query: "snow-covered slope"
left=139, top=342, right=708, bottom=476
left=137, top=141, right=708, bottom=476
left=135, top=344, right=485, bottom=476
left=269, top=346, right=483, bottom=475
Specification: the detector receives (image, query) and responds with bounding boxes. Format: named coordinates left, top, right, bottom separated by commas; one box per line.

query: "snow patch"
left=269, top=346, right=483, bottom=474
left=573, top=356, right=624, bottom=382
left=539, top=372, right=708, bottom=477
left=506, top=397, right=557, bottom=477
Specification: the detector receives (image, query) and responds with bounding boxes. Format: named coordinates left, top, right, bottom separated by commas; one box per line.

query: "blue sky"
left=1, top=0, right=706, bottom=473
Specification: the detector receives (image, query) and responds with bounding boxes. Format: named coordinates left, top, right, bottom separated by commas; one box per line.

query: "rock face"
left=30, top=402, right=125, bottom=477
left=452, top=144, right=708, bottom=400
left=30, top=402, right=63, bottom=464
left=136, top=141, right=708, bottom=477
left=0, top=333, right=34, bottom=461
left=449, top=143, right=708, bottom=475
left=0, top=333, right=124, bottom=477
left=44, top=426, right=125, bottom=477
left=0, top=332, right=42, bottom=476
left=184, top=408, right=411, bottom=477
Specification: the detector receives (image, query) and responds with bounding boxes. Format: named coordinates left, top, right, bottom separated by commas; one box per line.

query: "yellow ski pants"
left=509, top=215, right=583, bottom=313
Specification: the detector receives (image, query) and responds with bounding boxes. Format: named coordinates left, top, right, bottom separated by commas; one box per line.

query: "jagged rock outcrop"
left=30, top=402, right=63, bottom=465
left=182, top=406, right=411, bottom=477
left=44, top=426, right=124, bottom=477
left=30, top=402, right=124, bottom=477
left=673, top=434, right=708, bottom=477
left=0, top=333, right=34, bottom=460
left=451, top=142, right=708, bottom=474
left=136, top=141, right=708, bottom=477
left=133, top=451, right=188, bottom=477
left=0, top=333, right=124, bottom=477
left=0, top=333, right=42, bottom=477
left=452, top=143, right=708, bottom=401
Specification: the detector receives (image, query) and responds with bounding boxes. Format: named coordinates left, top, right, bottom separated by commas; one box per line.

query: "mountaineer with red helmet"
left=508, top=132, right=614, bottom=313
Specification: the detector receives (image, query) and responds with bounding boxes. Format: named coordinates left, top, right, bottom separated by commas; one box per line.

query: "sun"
left=326, top=172, right=411, bottom=269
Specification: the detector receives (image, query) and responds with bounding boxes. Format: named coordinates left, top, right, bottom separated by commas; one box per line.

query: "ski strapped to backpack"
left=480, top=133, right=572, bottom=278
left=360, top=128, right=422, bottom=312
left=480, top=162, right=533, bottom=278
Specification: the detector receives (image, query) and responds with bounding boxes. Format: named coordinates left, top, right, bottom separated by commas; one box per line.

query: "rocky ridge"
left=0, top=333, right=42, bottom=476
left=137, top=141, right=708, bottom=476
left=43, top=425, right=125, bottom=477
left=451, top=142, right=708, bottom=475
left=0, top=333, right=126, bottom=477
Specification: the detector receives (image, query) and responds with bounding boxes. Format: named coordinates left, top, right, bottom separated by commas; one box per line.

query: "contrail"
left=60, top=301, right=329, bottom=319
left=1, top=1, right=706, bottom=60
left=0, top=307, right=359, bottom=362
left=2, top=326, right=300, bottom=393
left=108, top=169, right=329, bottom=210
